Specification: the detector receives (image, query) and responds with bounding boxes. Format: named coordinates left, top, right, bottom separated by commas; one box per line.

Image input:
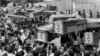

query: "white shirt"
left=24, top=50, right=27, bottom=56
left=6, top=2, right=14, bottom=11
left=1, top=36, right=5, bottom=42
left=49, top=53, right=54, bottom=56
left=33, top=47, right=36, bottom=51
left=20, top=34, right=27, bottom=42
left=7, top=53, right=15, bottom=56
left=0, top=50, right=7, bottom=56
left=97, top=47, right=100, bottom=52
left=17, top=46, right=23, bottom=52
left=82, top=52, right=84, bottom=56
left=4, top=24, right=9, bottom=29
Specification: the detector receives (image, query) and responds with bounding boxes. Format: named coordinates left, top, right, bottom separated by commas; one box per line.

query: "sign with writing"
left=84, top=32, right=93, bottom=45
left=37, top=31, right=47, bottom=42
left=54, top=21, right=63, bottom=34
left=29, top=13, right=34, bottom=18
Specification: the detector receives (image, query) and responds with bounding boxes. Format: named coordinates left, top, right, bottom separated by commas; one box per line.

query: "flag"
left=73, top=2, right=76, bottom=12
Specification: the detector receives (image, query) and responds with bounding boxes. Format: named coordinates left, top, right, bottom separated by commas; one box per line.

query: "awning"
left=50, top=14, right=76, bottom=18
left=87, top=23, right=100, bottom=28
left=26, top=7, right=37, bottom=12
left=44, top=10, right=57, bottom=14
left=49, top=14, right=77, bottom=23
left=54, top=19, right=87, bottom=34
left=86, top=18, right=100, bottom=23
left=66, top=19, right=87, bottom=33
left=6, top=14, right=26, bottom=18
left=34, top=2, right=47, bottom=7
left=37, top=24, right=53, bottom=32
left=86, top=18, right=100, bottom=28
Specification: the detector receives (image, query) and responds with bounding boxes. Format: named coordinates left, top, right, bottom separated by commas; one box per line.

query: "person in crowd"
left=54, top=48, right=61, bottom=56
left=63, top=46, right=70, bottom=56
left=0, top=47, right=7, bottom=56
left=7, top=47, right=15, bottom=56
left=66, top=10, right=67, bottom=13
left=97, top=12, right=100, bottom=18
left=3, top=53, right=8, bottom=56
left=90, top=46, right=97, bottom=56
left=78, top=11, right=82, bottom=16
left=49, top=50, right=54, bottom=56
left=79, top=43, right=85, bottom=56
left=1, top=2, right=100, bottom=56
left=68, top=10, right=71, bottom=14
left=55, top=46, right=65, bottom=56
left=82, top=10, right=86, bottom=18
left=90, top=10, right=93, bottom=18
left=60, top=11, right=64, bottom=14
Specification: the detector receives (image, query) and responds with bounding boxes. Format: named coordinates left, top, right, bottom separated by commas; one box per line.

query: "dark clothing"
left=97, top=13, right=100, bottom=18
left=78, top=11, right=82, bottom=16
left=54, top=51, right=61, bottom=56
left=17, top=38, right=23, bottom=46
left=33, top=50, right=39, bottom=56
left=83, top=13, right=86, bottom=18
left=97, top=50, right=100, bottom=56
left=69, top=49, right=75, bottom=56
left=90, top=12, right=93, bottom=18
left=85, top=51, right=91, bottom=56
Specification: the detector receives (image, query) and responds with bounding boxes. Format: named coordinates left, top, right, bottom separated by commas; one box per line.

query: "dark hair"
left=8, top=48, right=13, bottom=53
left=83, top=10, right=85, bottom=12
left=79, top=43, right=84, bottom=46
left=20, top=51, right=24, bottom=56
left=97, top=12, right=99, bottom=13
left=3, top=53, right=7, bottom=56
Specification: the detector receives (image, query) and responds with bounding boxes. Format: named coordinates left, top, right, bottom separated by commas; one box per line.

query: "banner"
left=54, top=21, right=63, bottom=34
left=37, top=31, right=47, bottom=42
left=84, top=32, right=94, bottom=45
left=29, top=13, right=34, bottom=18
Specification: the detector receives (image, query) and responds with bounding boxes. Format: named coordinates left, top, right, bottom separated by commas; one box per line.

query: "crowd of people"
left=0, top=12, right=99, bottom=56
left=78, top=10, right=100, bottom=18
left=0, top=1, right=100, bottom=56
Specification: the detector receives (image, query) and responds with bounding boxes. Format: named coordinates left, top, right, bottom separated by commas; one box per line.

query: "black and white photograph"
left=0, top=0, right=100, bottom=56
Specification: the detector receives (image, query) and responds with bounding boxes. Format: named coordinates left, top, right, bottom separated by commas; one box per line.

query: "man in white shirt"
left=7, top=53, right=15, bottom=56
left=0, top=47, right=7, bottom=56
left=49, top=50, right=54, bottom=56
left=7, top=49, right=15, bottom=56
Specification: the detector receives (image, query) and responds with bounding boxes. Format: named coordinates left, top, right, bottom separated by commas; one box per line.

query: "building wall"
left=71, top=0, right=100, bottom=18
left=47, top=0, right=73, bottom=13
left=72, top=0, right=100, bottom=11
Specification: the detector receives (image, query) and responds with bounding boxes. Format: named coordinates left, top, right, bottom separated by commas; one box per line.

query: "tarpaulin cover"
left=87, top=23, right=100, bottom=28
